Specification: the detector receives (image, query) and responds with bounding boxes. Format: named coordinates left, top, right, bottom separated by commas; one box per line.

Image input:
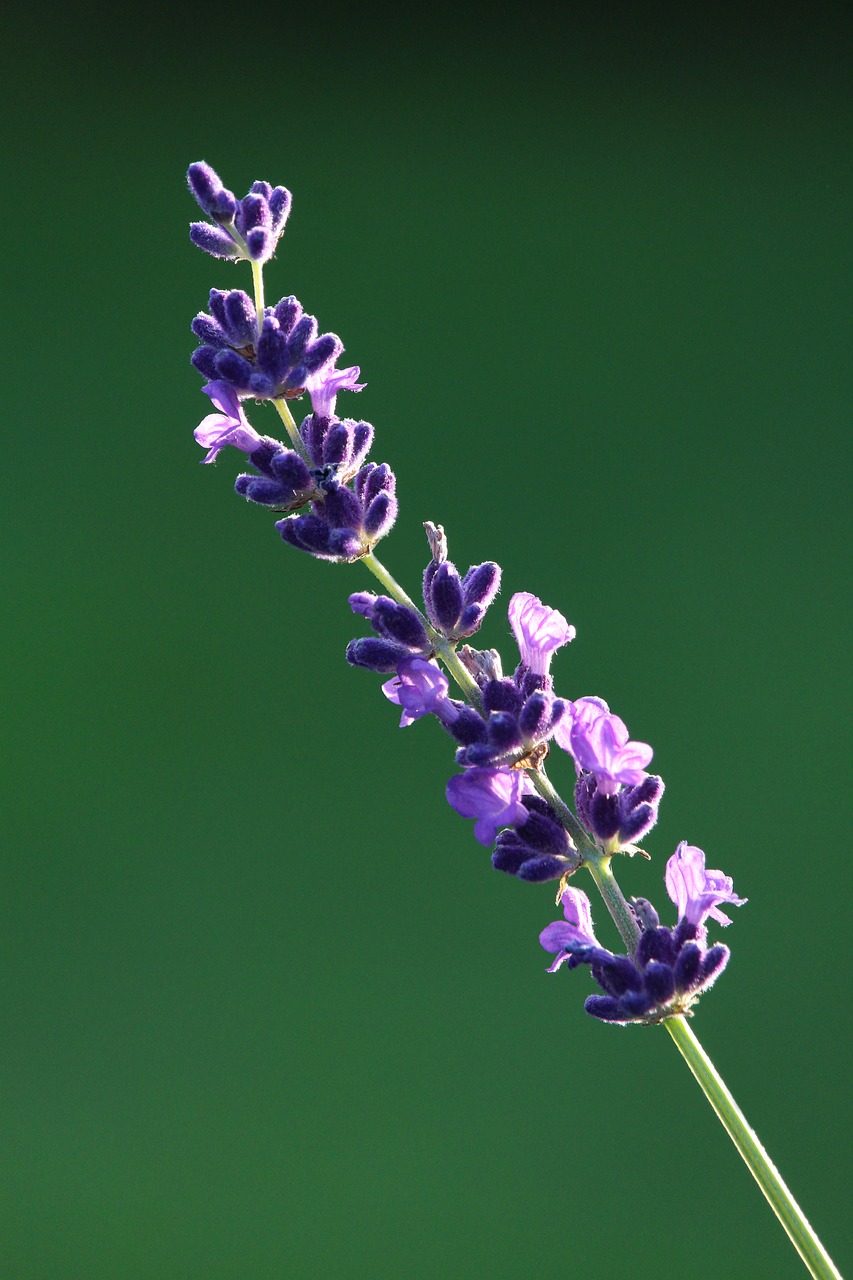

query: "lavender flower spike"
left=665, top=842, right=747, bottom=928
left=508, top=592, right=575, bottom=676
left=539, top=888, right=601, bottom=972
left=194, top=381, right=265, bottom=463
left=446, top=767, right=529, bottom=846
left=382, top=657, right=459, bottom=728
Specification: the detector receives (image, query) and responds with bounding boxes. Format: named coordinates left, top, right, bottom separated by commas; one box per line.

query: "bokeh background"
left=2, top=4, right=851, bottom=1277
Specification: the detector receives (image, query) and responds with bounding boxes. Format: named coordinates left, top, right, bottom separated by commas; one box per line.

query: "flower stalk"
left=665, top=1017, right=841, bottom=1280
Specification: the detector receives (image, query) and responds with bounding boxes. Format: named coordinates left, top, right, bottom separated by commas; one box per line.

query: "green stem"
left=251, top=257, right=266, bottom=328
left=585, top=853, right=641, bottom=952
left=273, top=398, right=307, bottom=456
left=665, top=1017, right=841, bottom=1280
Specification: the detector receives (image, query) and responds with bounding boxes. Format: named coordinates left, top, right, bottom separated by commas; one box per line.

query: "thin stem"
left=251, top=257, right=266, bottom=329
left=273, top=398, right=307, bottom=456
left=665, top=1017, right=841, bottom=1280
left=584, top=854, right=641, bottom=952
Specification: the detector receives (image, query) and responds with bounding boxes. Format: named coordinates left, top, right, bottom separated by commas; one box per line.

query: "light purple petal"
left=665, top=842, right=747, bottom=927
left=446, top=767, right=529, bottom=847
left=381, top=657, right=451, bottom=728
left=307, top=364, right=366, bottom=420
left=508, top=592, right=575, bottom=675
left=566, top=705, right=653, bottom=795
left=195, top=382, right=263, bottom=463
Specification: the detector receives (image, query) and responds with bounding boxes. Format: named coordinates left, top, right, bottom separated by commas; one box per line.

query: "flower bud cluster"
left=192, top=291, right=342, bottom=401
left=188, top=161, right=292, bottom=263
left=188, top=163, right=397, bottom=564
left=540, top=844, right=745, bottom=1024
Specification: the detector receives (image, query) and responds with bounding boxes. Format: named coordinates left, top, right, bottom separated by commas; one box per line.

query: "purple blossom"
left=539, top=889, right=600, bottom=971
left=194, top=382, right=265, bottom=464
left=665, top=842, right=747, bottom=928
left=561, top=703, right=653, bottom=796
left=307, top=364, right=366, bottom=421
left=446, top=767, right=530, bottom=847
left=382, top=657, right=458, bottom=728
left=508, top=592, right=575, bottom=676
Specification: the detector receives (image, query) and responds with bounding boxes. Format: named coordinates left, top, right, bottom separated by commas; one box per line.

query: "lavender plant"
left=184, top=161, right=841, bottom=1280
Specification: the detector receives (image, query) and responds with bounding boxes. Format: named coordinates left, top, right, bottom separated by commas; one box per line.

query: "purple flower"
left=446, top=767, right=530, bottom=846
left=665, top=842, right=747, bottom=928
left=194, top=382, right=265, bottom=464
left=539, top=889, right=601, bottom=971
left=382, top=657, right=458, bottom=728
left=508, top=592, right=575, bottom=676
left=561, top=703, right=653, bottom=796
left=307, top=364, right=366, bottom=421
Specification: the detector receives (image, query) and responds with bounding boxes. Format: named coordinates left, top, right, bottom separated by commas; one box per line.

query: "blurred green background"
left=2, top=4, right=850, bottom=1277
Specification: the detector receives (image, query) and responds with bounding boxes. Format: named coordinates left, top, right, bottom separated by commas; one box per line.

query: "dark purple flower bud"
left=349, top=592, right=377, bottom=618
left=457, top=603, right=486, bottom=635
left=627, top=775, right=665, bottom=807
left=323, top=484, right=362, bottom=531
left=514, top=803, right=571, bottom=856
left=269, top=450, right=312, bottom=491
left=618, top=990, right=656, bottom=1019
left=429, top=563, right=464, bottom=632
left=189, top=223, right=239, bottom=258
left=491, top=835, right=529, bottom=876
left=643, top=962, right=676, bottom=1005
left=364, top=491, right=397, bottom=540
left=584, top=996, right=623, bottom=1022
left=631, top=898, right=660, bottom=930
left=446, top=707, right=488, bottom=746
left=594, top=955, right=644, bottom=998
left=462, top=560, right=500, bottom=604
left=329, top=529, right=363, bottom=559
left=673, top=942, right=703, bottom=993
left=237, top=192, right=271, bottom=236
left=486, top=712, right=523, bottom=754
left=273, top=296, right=302, bottom=333
left=234, top=475, right=295, bottom=506
left=268, top=186, right=292, bottom=233
left=619, top=803, right=656, bottom=845
left=589, top=790, right=621, bottom=840
left=345, top=637, right=411, bottom=673
left=278, top=513, right=331, bottom=554
left=635, top=925, right=677, bottom=969
left=517, top=856, right=574, bottom=883
left=482, top=679, right=523, bottom=715
left=700, top=945, right=730, bottom=986
left=370, top=597, right=428, bottom=649
left=187, top=162, right=237, bottom=221
left=224, top=290, right=259, bottom=345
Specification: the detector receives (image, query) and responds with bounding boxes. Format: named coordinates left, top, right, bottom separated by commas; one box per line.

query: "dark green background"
left=3, top=5, right=851, bottom=1277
